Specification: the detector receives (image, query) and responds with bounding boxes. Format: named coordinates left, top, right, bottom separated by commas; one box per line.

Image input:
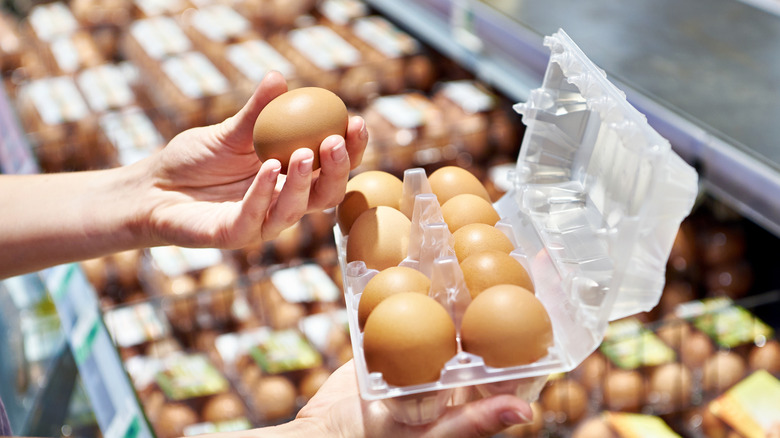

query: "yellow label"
left=710, top=370, right=780, bottom=438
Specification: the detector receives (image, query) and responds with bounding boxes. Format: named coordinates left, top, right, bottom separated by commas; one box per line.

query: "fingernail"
left=298, top=156, right=314, bottom=175
left=268, top=162, right=281, bottom=181
left=331, top=139, right=347, bottom=162
left=499, top=409, right=531, bottom=426
left=353, top=116, right=367, bottom=138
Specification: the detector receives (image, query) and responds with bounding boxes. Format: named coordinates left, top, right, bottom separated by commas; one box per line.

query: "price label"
left=71, top=307, right=100, bottom=365
left=104, top=410, right=141, bottom=438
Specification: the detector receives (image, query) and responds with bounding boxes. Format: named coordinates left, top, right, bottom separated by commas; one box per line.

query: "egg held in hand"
left=253, top=87, right=348, bottom=173
left=363, top=292, right=457, bottom=387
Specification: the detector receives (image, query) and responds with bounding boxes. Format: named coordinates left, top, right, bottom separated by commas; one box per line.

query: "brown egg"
left=748, top=340, right=780, bottom=374
left=253, top=87, right=348, bottom=173
left=648, top=362, right=692, bottom=409
left=253, top=375, right=298, bottom=422
left=202, top=392, right=246, bottom=423
left=200, top=263, right=238, bottom=290
left=541, top=378, right=588, bottom=424
left=358, top=266, right=431, bottom=329
left=154, top=403, right=198, bottom=438
left=668, top=224, right=696, bottom=275
left=681, top=330, right=714, bottom=369
left=452, top=223, right=514, bottom=263
left=603, top=369, right=645, bottom=412
left=656, top=317, right=692, bottom=350
left=299, top=367, right=332, bottom=401
left=572, top=416, right=615, bottom=438
left=659, top=281, right=695, bottom=316
left=111, top=249, right=142, bottom=287
left=704, top=261, right=753, bottom=300
left=702, top=351, right=746, bottom=393
left=574, top=352, right=609, bottom=392
left=428, top=166, right=491, bottom=205
left=501, top=402, right=543, bottom=436
left=346, top=206, right=411, bottom=271
left=336, top=171, right=403, bottom=235
left=699, top=405, right=729, bottom=438
left=363, top=292, right=457, bottom=386
left=80, top=257, right=109, bottom=291
left=440, top=193, right=500, bottom=233
left=461, top=285, right=552, bottom=368
left=459, top=250, right=533, bottom=299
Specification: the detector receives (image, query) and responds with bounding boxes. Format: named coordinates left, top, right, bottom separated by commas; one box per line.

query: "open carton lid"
left=495, top=29, right=698, bottom=366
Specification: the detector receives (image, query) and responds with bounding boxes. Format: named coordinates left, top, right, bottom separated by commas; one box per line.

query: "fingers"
left=235, top=159, right=282, bottom=244
left=308, top=135, right=350, bottom=211
left=426, top=394, right=533, bottom=438
left=345, top=115, right=368, bottom=170
left=220, top=71, right=288, bottom=148
left=261, top=148, right=314, bottom=239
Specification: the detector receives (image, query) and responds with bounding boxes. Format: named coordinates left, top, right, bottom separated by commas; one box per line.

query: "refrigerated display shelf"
left=367, top=0, right=780, bottom=237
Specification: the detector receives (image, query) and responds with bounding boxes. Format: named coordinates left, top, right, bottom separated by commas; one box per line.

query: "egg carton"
left=334, top=29, right=699, bottom=425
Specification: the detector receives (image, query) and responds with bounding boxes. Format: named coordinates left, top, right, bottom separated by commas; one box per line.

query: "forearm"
left=0, top=163, right=155, bottom=279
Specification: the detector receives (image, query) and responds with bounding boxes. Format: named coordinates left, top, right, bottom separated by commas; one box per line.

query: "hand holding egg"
left=139, top=71, right=368, bottom=250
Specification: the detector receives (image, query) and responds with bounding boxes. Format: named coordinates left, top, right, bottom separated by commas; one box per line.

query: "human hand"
left=284, top=360, right=532, bottom=438
left=135, top=71, right=367, bottom=249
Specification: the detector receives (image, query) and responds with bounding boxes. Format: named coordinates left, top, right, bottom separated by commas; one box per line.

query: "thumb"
left=427, top=394, right=533, bottom=438
left=220, top=70, right=288, bottom=147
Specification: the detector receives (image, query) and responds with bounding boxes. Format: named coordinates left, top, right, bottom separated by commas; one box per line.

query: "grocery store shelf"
left=368, top=0, right=780, bottom=237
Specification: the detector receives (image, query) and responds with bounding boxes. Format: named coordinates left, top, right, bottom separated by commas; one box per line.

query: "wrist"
left=260, top=418, right=330, bottom=438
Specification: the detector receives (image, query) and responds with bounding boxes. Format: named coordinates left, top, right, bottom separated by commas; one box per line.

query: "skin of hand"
left=136, top=70, right=367, bottom=249
left=251, top=360, right=533, bottom=438
left=0, top=71, right=367, bottom=279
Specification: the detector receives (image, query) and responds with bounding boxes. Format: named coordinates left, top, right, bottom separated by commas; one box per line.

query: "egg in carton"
left=333, top=29, right=699, bottom=426
left=0, top=12, right=25, bottom=74
left=179, top=5, right=260, bottom=65
left=360, top=92, right=450, bottom=174
left=234, top=0, right=317, bottom=35
left=15, top=75, right=100, bottom=172
left=70, top=0, right=131, bottom=59
left=219, top=38, right=307, bottom=105
left=96, top=105, right=166, bottom=167
left=131, top=0, right=193, bottom=19
left=324, top=15, right=437, bottom=95
left=432, top=80, right=523, bottom=163
left=268, top=23, right=379, bottom=107
left=127, top=352, right=253, bottom=437
left=313, top=0, right=370, bottom=28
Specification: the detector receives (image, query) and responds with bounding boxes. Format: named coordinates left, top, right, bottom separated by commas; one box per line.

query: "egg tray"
left=334, top=29, right=698, bottom=426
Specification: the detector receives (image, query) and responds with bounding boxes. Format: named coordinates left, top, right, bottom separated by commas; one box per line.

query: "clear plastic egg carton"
left=334, top=29, right=699, bottom=426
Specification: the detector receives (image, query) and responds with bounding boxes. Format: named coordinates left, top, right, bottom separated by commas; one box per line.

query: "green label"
left=250, top=329, right=322, bottom=374
left=694, top=304, right=774, bottom=348
left=51, top=263, right=77, bottom=301
left=601, top=318, right=676, bottom=369
left=183, top=418, right=252, bottom=435
left=72, top=310, right=100, bottom=365
left=155, top=354, right=230, bottom=401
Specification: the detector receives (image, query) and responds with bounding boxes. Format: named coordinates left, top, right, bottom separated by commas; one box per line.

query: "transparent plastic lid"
left=334, top=29, right=698, bottom=425
left=498, top=28, right=698, bottom=344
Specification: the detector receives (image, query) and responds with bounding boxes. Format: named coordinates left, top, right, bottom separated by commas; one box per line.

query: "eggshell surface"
left=461, top=284, right=553, bottom=368
left=460, top=250, right=533, bottom=298
left=358, top=266, right=431, bottom=329
left=363, top=292, right=457, bottom=386
left=253, top=87, right=348, bottom=172
left=452, top=223, right=514, bottom=262
left=441, top=193, right=500, bottom=233
left=346, top=206, right=411, bottom=271
left=337, top=171, right=403, bottom=235
left=428, top=166, right=491, bottom=205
